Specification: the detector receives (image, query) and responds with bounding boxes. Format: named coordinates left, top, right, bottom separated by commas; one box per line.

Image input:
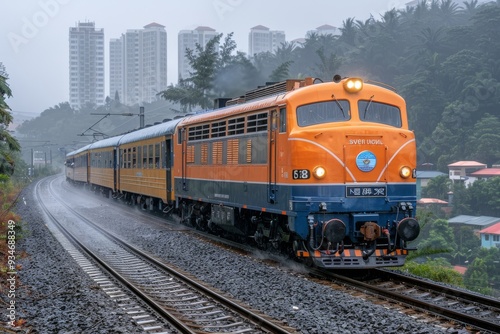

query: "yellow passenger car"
left=116, top=120, right=181, bottom=208
left=88, top=135, right=123, bottom=196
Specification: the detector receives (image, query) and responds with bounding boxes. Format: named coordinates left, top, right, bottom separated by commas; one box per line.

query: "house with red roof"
left=470, top=168, right=500, bottom=180
left=479, top=222, right=500, bottom=249
left=448, top=161, right=487, bottom=187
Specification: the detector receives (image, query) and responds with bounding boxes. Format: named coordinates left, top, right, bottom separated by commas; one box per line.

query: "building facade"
left=69, top=21, right=105, bottom=109
left=306, top=24, right=340, bottom=37
left=448, top=161, right=487, bottom=187
left=178, top=26, right=218, bottom=80
left=480, top=223, right=500, bottom=249
left=109, top=23, right=167, bottom=106
left=248, top=25, right=285, bottom=58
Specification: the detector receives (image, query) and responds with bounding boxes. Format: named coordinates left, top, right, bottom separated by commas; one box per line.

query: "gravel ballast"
left=3, top=177, right=470, bottom=333
left=1, top=182, right=145, bottom=333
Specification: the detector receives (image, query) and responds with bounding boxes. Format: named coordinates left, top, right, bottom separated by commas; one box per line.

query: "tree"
left=470, top=5, right=500, bottom=62
left=160, top=33, right=261, bottom=110
left=464, top=247, right=500, bottom=295
left=401, top=73, right=446, bottom=145
left=338, top=18, right=357, bottom=48
left=269, top=60, right=292, bottom=82
left=464, top=177, right=500, bottom=217
left=293, top=33, right=340, bottom=80
left=313, top=48, right=342, bottom=80
left=466, top=114, right=500, bottom=166
left=459, top=0, right=481, bottom=20
left=418, top=219, right=457, bottom=260
left=0, top=63, right=20, bottom=176
left=421, top=175, right=451, bottom=200
left=183, top=33, right=222, bottom=109
left=452, top=225, right=480, bottom=265
left=158, top=79, right=200, bottom=113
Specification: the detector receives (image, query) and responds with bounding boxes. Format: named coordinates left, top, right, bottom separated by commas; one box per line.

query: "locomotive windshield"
left=359, top=100, right=402, bottom=127
left=296, top=100, right=350, bottom=126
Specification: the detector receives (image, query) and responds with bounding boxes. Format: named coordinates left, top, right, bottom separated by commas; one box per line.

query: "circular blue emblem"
left=356, top=150, right=377, bottom=172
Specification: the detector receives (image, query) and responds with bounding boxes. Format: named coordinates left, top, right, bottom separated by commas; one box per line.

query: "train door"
left=164, top=138, right=173, bottom=200
left=115, top=148, right=121, bottom=191
left=180, top=127, right=188, bottom=191
left=113, top=147, right=117, bottom=192
left=268, top=109, right=278, bottom=203
left=86, top=151, right=90, bottom=184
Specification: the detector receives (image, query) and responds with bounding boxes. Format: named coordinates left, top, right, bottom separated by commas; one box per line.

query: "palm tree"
left=338, top=18, right=357, bottom=48
left=460, top=0, right=480, bottom=19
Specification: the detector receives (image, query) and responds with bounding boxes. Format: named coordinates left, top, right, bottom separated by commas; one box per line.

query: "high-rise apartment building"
left=69, top=21, right=105, bottom=109
left=109, top=23, right=167, bottom=106
left=109, top=37, right=122, bottom=102
left=248, top=25, right=285, bottom=58
left=178, top=26, right=218, bottom=80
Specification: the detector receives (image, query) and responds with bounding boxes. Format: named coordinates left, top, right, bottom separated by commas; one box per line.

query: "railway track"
left=36, top=176, right=297, bottom=334
left=57, top=176, right=500, bottom=333
left=310, top=268, right=500, bottom=333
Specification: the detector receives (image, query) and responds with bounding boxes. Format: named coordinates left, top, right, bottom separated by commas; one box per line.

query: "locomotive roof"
left=179, top=94, right=287, bottom=126
left=118, top=118, right=182, bottom=145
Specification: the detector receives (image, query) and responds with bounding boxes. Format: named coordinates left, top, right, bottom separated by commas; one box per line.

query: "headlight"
left=400, top=166, right=412, bottom=179
left=343, top=78, right=363, bottom=93
left=313, top=166, right=326, bottom=179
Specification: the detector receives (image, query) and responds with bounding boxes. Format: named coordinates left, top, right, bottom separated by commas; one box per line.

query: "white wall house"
left=479, top=222, right=500, bottom=249
left=447, top=161, right=487, bottom=188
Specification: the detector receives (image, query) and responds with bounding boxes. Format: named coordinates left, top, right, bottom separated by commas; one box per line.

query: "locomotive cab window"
left=359, top=100, right=402, bottom=127
left=296, top=100, right=350, bottom=127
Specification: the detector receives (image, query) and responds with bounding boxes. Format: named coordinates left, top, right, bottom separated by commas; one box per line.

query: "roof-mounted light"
left=343, top=78, right=363, bottom=93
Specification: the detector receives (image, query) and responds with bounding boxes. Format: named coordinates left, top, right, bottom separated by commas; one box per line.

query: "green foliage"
left=0, top=63, right=20, bottom=177
left=452, top=225, right=480, bottom=264
left=403, top=258, right=465, bottom=287
left=466, top=114, right=500, bottom=166
left=421, top=175, right=451, bottom=200
left=269, top=61, right=292, bottom=82
left=450, top=177, right=500, bottom=217
left=160, top=33, right=261, bottom=110
left=156, top=1, right=500, bottom=172
left=463, top=247, right=500, bottom=295
left=418, top=219, right=457, bottom=254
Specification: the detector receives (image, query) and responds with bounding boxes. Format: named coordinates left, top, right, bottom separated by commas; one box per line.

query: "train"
left=65, top=75, right=420, bottom=269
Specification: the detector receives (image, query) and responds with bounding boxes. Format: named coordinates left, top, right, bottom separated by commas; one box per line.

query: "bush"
left=403, top=259, right=465, bottom=287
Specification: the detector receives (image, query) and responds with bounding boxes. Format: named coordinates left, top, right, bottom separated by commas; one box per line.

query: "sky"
left=1, top=0, right=407, bottom=120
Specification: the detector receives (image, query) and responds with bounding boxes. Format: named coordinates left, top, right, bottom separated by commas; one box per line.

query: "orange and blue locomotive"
left=66, top=76, right=420, bottom=269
